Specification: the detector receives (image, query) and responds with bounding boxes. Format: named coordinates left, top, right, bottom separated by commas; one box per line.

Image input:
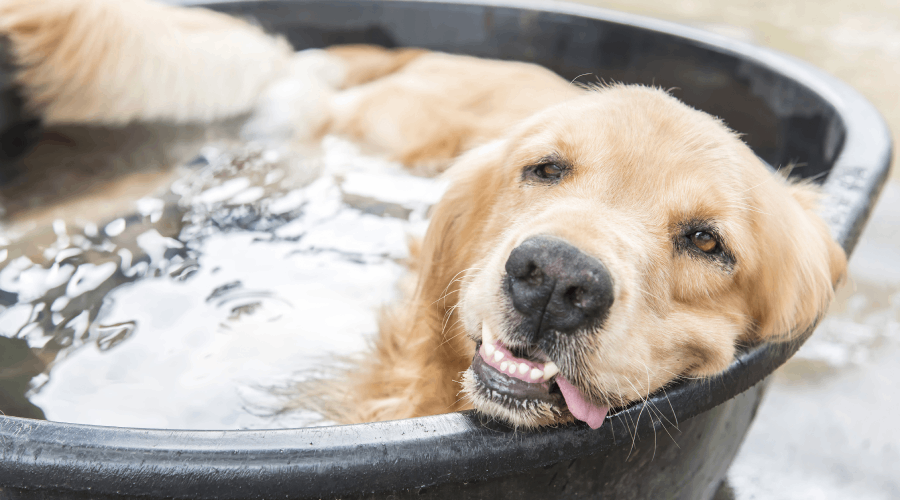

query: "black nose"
left=505, top=235, right=614, bottom=343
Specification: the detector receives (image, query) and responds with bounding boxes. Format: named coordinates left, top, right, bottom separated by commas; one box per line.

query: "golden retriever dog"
left=0, top=0, right=847, bottom=429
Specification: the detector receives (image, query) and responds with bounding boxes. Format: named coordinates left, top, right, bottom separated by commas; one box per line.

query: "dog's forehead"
left=519, top=88, right=750, bottom=197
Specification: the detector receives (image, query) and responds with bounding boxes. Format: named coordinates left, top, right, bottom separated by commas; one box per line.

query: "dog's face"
left=424, top=86, right=846, bottom=428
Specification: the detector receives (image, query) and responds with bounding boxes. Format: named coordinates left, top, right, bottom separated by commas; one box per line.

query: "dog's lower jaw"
left=461, top=368, right=574, bottom=429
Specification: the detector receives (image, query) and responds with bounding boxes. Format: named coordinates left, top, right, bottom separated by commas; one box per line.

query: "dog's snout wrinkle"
left=505, top=236, right=614, bottom=343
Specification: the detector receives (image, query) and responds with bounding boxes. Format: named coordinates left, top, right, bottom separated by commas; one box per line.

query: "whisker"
left=636, top=362, right=679, bottom=441
left=612, top=377, right=637, bottom=444
left=623, top=376, right=649, bottom=456
left=659, top=386, right=680, bottom=430
left=432, top=267, right=482, bottom=307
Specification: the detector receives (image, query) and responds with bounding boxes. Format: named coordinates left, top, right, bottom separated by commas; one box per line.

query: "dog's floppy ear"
left=292, top=140, right=511, bottom=424
left=414, top=140, right=510, bottom=300
left=336, top=140, right=511, bottom=421
left=744, top=179, right=847, bottom=342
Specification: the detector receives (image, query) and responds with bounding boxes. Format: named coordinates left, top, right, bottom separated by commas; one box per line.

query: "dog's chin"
left=462, top=348, right=573, bottom=429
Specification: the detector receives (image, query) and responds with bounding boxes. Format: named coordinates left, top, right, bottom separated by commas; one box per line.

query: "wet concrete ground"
left=566, top=1, right=900, bottom=497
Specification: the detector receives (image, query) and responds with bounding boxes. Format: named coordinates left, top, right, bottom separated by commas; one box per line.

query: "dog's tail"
left=0, top=0, right=293, bottom=126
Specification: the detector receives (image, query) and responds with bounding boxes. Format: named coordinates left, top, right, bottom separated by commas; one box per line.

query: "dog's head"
left=422, top=85, right=846, bottom=428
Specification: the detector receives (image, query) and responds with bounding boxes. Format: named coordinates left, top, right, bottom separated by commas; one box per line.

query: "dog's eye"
left=535, top=163, right=562, bottom=179
left=690, top=231, right=718, bottom=253
left=536, top=163, right=562, bottom=179
left=677, top=224, right=734, bottom=270
left=523, top=156, right=571, bottom=184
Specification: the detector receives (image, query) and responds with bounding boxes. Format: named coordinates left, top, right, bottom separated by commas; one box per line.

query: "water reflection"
left=0, top=136, right=444, bottom=429
left=0, top=336, right=46, bottom=419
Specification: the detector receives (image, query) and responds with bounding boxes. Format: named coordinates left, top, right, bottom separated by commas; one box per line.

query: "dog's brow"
left=540, top=153, right=574, bottom=169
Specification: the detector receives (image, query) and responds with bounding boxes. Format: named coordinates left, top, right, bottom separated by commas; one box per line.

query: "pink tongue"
left=556, top=377, right=609, bottom=429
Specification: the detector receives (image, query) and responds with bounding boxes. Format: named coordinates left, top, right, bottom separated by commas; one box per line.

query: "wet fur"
left=0, top=0, right=847, bottom=428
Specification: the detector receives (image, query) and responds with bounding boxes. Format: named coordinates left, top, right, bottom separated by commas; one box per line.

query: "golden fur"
left=0, top=0, right=292, bottom=125
left=0, top=0, right=847, bottom=428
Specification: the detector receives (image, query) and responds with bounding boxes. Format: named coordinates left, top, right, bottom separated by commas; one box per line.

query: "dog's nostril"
left=525, top=263, right=543, bottom=285
left=565, top=286, right=585, bottom=308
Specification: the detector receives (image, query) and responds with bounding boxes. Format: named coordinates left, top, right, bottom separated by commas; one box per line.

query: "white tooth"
left=518, top=364, right=529, bottom=375
left=530, top=368, right=544, bottom=380
left=500, top=361, right=509, bottom=372
left=542, top=362, right=559, bottom=380
left=481, top=323, right=494, bottom=345
left=484, top=343, right=495, bottom=356
left=508, top=363, right=518, bottom=374
left=493, top=351, right=504, bottom=362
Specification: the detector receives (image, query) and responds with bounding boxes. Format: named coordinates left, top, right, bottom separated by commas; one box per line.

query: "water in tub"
left=0, top=134, right=445, bottom=429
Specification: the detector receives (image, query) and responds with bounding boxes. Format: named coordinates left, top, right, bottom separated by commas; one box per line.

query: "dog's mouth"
left=469, top=324, right=609, bottom=429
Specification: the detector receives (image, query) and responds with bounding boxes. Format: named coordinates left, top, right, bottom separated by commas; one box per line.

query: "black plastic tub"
left=0, top=1, right=891, bottom=499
